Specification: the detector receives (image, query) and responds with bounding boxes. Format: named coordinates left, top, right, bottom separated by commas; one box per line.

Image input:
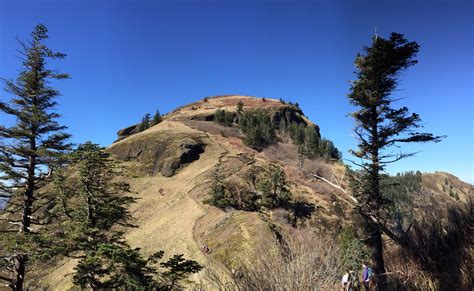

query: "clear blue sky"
left=1, top=0, right=473, bottom=183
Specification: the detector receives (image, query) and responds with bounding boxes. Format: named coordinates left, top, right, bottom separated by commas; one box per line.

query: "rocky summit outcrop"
left=116, top=123, right=140, bottom=141
left=115, top=95, right=319, bottom=141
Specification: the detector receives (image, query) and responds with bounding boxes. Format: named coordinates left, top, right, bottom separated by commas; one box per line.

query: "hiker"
left=362, top=264, right=373, bottom=290
left=202, top=244, right=211, bottom=254
left=341, top=271, right=350, bottom=291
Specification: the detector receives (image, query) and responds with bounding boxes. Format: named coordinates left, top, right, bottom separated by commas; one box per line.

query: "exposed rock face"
left=109, top=131, right=206, bottom=177
left=160, top=138, right=205, bottom=177
left=116, top=124, right=139, bottom=141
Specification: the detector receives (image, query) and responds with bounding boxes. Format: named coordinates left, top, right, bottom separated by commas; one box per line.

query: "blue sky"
left=0, top=0, right=472, bottom=183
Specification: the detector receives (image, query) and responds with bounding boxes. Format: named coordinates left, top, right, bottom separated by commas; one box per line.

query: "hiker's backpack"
left=367, top=267, right=373, bottom=279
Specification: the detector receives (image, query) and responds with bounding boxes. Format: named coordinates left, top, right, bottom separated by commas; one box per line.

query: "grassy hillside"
left=18, top=95, right=473, bottom=289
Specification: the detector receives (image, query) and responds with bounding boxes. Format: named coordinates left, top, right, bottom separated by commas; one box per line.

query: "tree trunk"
left=12, top=139, right=36, bottom=290
left=367, top=220, right=387, bottom=290
left=368, top=106, right=386, bottom=290
left=11, top=254, right=25, bottom=291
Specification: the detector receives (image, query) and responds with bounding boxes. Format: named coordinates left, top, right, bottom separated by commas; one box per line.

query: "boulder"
left=116, top=124, right=139, bottom=141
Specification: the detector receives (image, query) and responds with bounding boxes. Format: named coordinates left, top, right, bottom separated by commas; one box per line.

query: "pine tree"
left=239, top=109, right=276, bottom=151
left=138, top=113, right=151, bottom=132
left=304, top=126, right=320, bottom=159
left=0, top=24, right=71, bottom=290
left=205, top=165, right=231, bottom=208
left=151, top=110, right=162, bottom=126
left=55, top=142, right=202, bottom=289
left=61, top=142, right=143, bottom=288
left=71, top=142, right=135, bottom=231
left=347, top=32, right=443, bottom=287
left=160, top=254, right=203, bottom=290
left=258, top=165, right=291, bottom=209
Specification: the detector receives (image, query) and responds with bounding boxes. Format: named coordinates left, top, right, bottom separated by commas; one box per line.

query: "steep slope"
left=27, top=95, right=472, bottom=289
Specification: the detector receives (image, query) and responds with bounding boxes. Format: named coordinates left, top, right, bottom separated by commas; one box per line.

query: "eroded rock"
left=109, top=132, right=206, bottom=177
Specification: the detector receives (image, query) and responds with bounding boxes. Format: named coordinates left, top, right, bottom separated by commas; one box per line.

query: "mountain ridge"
left=26, top=95, right=472, bottom=289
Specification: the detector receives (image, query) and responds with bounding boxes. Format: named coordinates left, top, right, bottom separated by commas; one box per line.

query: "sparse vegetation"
left=200, top=231, right=344, bottom=290
left=205, top=164, right=292, bottom=211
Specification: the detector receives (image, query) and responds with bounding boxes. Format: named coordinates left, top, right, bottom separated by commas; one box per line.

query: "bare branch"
left=311, top=173, right=359, bottom=204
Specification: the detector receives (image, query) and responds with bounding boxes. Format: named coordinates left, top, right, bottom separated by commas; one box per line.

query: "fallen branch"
left=311, top=173, right=359, bottom=203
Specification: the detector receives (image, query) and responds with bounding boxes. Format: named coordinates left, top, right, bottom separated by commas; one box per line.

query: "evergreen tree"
left=380, top=171, right=421, bottom=236
left=214, top=109, right=226, bottom=125
left=347, top=32, right=443, bottom=287
left=289, top=123, right=306, bottom=170
left=151, top=110, right=162, bottom=126
left=205, top=165, right=231, bottom=208
left=338, top=225, right=370, bottom=271
left=56, top=142, right=202, bottom=289
left=304, top=126, right=320, bottom=158
left=70, top=142, right=135, bottom=231
left=239, top=109, right=276, bottom=151
left=60, top=142, right=143, bottom=288
left=319, top=139, right=341, bottom=161
left=138, top=113, right=151, bottom=132
left=160, top=254, right=203, bottom=290
left=258, top=165, right=291, bottom=208
left=0, top=24, right=71, bottom=290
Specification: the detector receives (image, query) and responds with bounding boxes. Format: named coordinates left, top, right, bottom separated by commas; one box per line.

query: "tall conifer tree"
left=0, top=24, right=71, bottom=290
left=347, top=32, right=442, bottom=288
